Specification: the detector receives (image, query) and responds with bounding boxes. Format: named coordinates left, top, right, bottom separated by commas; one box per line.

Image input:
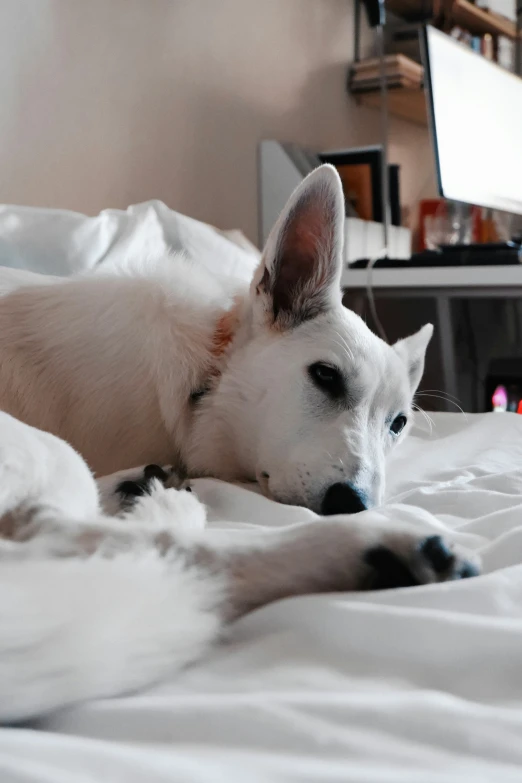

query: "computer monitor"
left=422, top=25, right=522, bottom=216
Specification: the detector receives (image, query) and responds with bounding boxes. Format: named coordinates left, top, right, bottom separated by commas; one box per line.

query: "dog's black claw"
left=143, top=464, right=169, bottom=482
left=419, top=535, right=456, bottom=574
left=117, top=464, right=169, bottom=504
left=456, top=560, right=480, bottom=579
left=116, top=479, right=147, bottom=498
left=364, top=545, right=418, bottom=590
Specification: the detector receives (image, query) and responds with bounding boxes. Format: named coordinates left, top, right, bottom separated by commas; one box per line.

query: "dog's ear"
left=252, top=164, right=345, bottom=330
left=394, top=324, right=434, bottom=392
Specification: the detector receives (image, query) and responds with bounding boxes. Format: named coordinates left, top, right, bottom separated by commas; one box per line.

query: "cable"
left=366, top=248, right=389, bottom=343
left=355, top=1, right=390, bottom=345
left=376, top=20, right=390, bottom=251
left=368, top=5, right=390, bottom=345
left=461, top=300, right=480, bottom=411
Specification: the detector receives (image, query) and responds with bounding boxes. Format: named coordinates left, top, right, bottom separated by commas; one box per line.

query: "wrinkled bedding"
left=2, top=412, right=522, bottom=782
left=2, top=202, right=522, bottom=780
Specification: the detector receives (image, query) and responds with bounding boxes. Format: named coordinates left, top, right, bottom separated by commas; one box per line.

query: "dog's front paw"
left=126, top=479, right=206, bottom=546
left=363, top=532, right=480, bottom=591
left=116, top=464, right=190, bottom=510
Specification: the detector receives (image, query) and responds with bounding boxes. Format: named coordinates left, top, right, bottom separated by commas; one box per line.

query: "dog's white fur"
left=0, top=410, right=479, bottom=722
left=0, top=165, right=432, bottom=513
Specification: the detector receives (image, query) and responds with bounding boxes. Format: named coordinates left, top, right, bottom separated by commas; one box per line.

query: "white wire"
left=366, top=247, right=389, bottom=343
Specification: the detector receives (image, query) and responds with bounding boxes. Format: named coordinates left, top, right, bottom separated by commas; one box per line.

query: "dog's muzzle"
left=321, top=482, right=367, bottom=516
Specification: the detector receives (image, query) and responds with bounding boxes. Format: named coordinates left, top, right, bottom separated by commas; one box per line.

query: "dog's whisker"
left=330, top=342, right=354, bottom=364
left=417, top=389, right=462, bottom=404
left=423, top=410, right=436, bottom=431
left=331, top=327, right=354, bottom=355
left=416, top=392, right=465, bottom=410
left=332, top=334, right=352, bottom=358
left=412, top=403, right=434, bottom=434
left=320, top=449, right=347, bottom=473
left=332, top=326, right=350, bottom=345
left=420, top=388, right=462, bottom=403
left=331, top=330, right=355, bottom=363
left=416, top=393, right=468, bottom=418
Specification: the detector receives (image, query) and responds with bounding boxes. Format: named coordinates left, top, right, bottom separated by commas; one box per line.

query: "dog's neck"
left=210, top=295, right=245, bottom=361
left=189, top=294, right=250, bottom=404
left=186, top=293, right=256, bottom=480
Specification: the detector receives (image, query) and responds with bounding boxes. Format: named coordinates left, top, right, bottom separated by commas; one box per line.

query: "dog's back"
left=0, top=256, right=240, bottom=475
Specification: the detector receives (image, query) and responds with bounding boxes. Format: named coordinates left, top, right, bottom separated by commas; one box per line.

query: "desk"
left=341, top=265, right=522, bottom=410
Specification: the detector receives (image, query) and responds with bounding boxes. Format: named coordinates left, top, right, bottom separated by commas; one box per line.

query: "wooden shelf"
left=386, top=0, right=436, bottom=19
left=351, top=0, right=520, bottom=128
left=356, top=86, right=428, bottom=126
left=451, top=0, right=519, bottom=40
left=386, top=0, right=519, bottom=39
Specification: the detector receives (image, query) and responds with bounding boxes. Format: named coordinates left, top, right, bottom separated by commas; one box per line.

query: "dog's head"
left=224, top=164, right=432, bottom=515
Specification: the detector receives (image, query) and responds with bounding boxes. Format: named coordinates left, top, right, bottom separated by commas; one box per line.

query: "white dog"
left=0, top=165, right=481, bottom=721
left=1, top=165, right=431, bottom=515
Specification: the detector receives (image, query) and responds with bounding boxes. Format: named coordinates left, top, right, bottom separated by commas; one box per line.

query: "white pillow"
left=0, top=200, right=260, bottom=283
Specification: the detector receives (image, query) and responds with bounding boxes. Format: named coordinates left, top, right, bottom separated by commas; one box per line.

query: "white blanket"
left=0, top=200, right=259, bottom=282
left=2, top=412, right=522, bottom=781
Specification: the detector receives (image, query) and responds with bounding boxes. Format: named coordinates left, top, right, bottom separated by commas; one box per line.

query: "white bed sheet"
left=2, top=412, right=522, bottom=781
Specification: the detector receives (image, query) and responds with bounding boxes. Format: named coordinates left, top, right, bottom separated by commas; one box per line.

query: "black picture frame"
left=319, top=146, right=384, bottom=223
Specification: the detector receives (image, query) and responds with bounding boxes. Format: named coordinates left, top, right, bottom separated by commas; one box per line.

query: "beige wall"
left=0, top=0, right=435, bottom=243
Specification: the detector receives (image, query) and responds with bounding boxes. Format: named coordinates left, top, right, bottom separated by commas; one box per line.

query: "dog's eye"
left=390, top=414, right=407, bottom=435
left=308, top=362, right=345, bottom=400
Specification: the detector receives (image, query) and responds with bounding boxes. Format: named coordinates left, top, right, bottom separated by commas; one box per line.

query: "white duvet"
left=2, top=412, right=522, bottom=782
left=2, top=201, right=522, bottom=780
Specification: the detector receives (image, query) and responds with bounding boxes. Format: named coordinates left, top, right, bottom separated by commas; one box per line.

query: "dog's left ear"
left=394, top=324, right=434, bottom=392
left=252, top=164, right=345, bottom=330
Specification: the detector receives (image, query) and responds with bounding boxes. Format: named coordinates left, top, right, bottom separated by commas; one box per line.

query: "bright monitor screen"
left=422, top=25, right=522, bottom=215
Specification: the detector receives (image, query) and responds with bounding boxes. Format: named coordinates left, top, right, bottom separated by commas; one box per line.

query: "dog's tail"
left=0, top=551, right=224, bottom=723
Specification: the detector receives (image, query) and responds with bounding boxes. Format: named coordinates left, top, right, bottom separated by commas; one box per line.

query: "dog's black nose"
left=321, top=482, right=367, bottom=515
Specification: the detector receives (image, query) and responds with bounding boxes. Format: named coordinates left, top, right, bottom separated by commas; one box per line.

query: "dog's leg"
left=204, top=515, right=481, bottom=621
left=0, top=411, right=100, bottom=528
left=10, top=474, right=478, bottom=601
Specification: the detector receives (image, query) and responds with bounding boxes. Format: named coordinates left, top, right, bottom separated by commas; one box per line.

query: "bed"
left=2, top=204, right=522, bottom=781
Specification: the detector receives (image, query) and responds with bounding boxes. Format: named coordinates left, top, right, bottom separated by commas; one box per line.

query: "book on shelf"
left=450, top=25, right=514, bottom=70
left=350, top=54, right=423, bottom=92
left=351, top=53, right=423, bottom=81
left=351, top=75, right=422, bottom=91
